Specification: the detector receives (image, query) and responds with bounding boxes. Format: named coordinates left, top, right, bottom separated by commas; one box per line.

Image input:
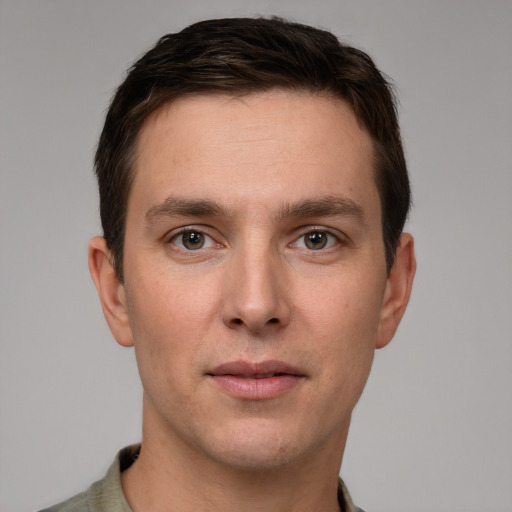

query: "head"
left=89, top=17, right=415, bottom=474
left=95, top=17, right=410, bottom=281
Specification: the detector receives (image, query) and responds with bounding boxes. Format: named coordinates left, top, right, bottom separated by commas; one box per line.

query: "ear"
left=88, top=236, right=134, bottom=347
left=376, top=233, right=416, bottom=349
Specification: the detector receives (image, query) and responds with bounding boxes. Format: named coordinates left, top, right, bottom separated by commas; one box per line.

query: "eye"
left=170, top=230, right=217, bottom=251
left=294, top=230, right=338, bottom=251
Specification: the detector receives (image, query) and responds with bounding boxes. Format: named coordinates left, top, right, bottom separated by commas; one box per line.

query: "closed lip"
left=207, top=360, right=305, bottom=378
left=207, top=360, right=306, bottom=400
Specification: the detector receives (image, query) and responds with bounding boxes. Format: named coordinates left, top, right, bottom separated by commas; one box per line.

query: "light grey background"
left=1, top=1, right=511, bottom=511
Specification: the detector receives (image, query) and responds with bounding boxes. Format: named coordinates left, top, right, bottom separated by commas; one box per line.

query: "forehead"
left=131, top=90, right=379, bottom=220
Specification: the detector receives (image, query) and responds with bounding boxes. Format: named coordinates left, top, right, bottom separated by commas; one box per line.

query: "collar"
left=92, top=444, right=363, bottom=512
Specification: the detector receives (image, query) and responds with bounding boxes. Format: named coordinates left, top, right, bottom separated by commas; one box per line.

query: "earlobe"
left=88, top=236, right=134, bottom=348
left=376, top=233, right=416, bottom=349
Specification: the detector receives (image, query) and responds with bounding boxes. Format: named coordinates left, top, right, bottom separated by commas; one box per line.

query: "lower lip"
left=209, top=375, right=303, bottom=400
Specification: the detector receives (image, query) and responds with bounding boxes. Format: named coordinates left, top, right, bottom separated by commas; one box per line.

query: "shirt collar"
left=98, top=445, right=363, bottom=512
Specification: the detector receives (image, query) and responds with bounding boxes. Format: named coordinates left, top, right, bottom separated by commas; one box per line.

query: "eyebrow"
left=145, top=197, right=232, bottom=225
left=145, top=194, right=366, bottom=226
left=278, top=195, right=366, bottom=224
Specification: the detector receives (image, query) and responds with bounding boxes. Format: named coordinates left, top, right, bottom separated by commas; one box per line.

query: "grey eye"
left=177, top=231, right=206, bottom=250
left=169, top=229, right=219, bottom=252
left=304, top=231, right=328, bottom=250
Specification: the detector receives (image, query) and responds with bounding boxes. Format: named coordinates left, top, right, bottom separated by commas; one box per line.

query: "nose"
left=221, top=242, right=291, bottom=333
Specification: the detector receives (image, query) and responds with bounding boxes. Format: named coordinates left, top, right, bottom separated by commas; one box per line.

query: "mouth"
left=207, top=360, right=305, bottom=400
left=233, top=372, right=291, bottom=379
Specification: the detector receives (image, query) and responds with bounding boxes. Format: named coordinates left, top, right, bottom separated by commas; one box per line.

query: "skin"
left=89, top=90, right=415, bottom=512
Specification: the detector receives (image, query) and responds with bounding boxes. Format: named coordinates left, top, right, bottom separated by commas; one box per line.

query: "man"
left=42, top=16, right=415, bottom=512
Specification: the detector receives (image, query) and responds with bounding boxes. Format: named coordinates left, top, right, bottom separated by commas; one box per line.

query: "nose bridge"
left=222, top=232, right=290, bottom=332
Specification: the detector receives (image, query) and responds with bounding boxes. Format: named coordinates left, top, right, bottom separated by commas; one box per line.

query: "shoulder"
left=337, top=477, right=368, bottom=512
left=38, top=491, right=89, bottom=512
left=37, top=445, right=139, bottom=512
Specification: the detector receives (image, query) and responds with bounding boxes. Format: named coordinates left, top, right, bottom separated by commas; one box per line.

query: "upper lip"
left=208, top=360, right=304, bottom=378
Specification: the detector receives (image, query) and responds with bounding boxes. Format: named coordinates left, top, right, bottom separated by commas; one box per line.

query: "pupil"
left=183, top=231, right=204, bottom=249
left=306, top=232, right=327, bottom=250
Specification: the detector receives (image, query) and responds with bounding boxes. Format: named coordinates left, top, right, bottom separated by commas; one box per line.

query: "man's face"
left=118, top=91, right=392, bottom=469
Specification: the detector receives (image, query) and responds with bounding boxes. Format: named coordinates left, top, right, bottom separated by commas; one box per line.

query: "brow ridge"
left=278, top=195, right=366, bottom=223
left=145, top=194, right=366, bottom=225
left=145, top=196, right=231, bottom=224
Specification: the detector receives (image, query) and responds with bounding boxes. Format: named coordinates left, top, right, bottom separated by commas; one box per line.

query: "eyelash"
left=290, top=229, right=341, bottom=251
left=167, top=228, right=220, bottom=251
left=166, top=226, right=345, bottom=253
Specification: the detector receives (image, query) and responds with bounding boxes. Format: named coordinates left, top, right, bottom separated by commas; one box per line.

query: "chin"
left=198, top=420, right=319, bottom=472
left=208, top=441, right=300, bottom=472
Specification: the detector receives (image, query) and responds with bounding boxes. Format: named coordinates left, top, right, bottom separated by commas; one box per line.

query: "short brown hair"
left=95, top=16, right=410, bottom=280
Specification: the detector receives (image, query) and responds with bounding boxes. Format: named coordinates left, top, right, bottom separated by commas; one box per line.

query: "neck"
left=122, top=401, right=349, bottom=512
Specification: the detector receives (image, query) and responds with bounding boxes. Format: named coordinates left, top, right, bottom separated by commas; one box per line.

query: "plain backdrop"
left=1, top=1, right=511, bottom=511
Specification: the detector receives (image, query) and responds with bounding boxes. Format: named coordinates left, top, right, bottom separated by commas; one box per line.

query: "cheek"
left=125, top=280, right=184, bottom=377
left=125, top=272, right=219, bottom=377
left=298, top=269, right=384, bottom=338
left=296, top=270, right=384, bottom=379
left=128, top=269, right=205, bottom=330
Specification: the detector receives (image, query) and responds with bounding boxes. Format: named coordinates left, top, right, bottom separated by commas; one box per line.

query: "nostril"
left=231, top=317, right=279, bottom=326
